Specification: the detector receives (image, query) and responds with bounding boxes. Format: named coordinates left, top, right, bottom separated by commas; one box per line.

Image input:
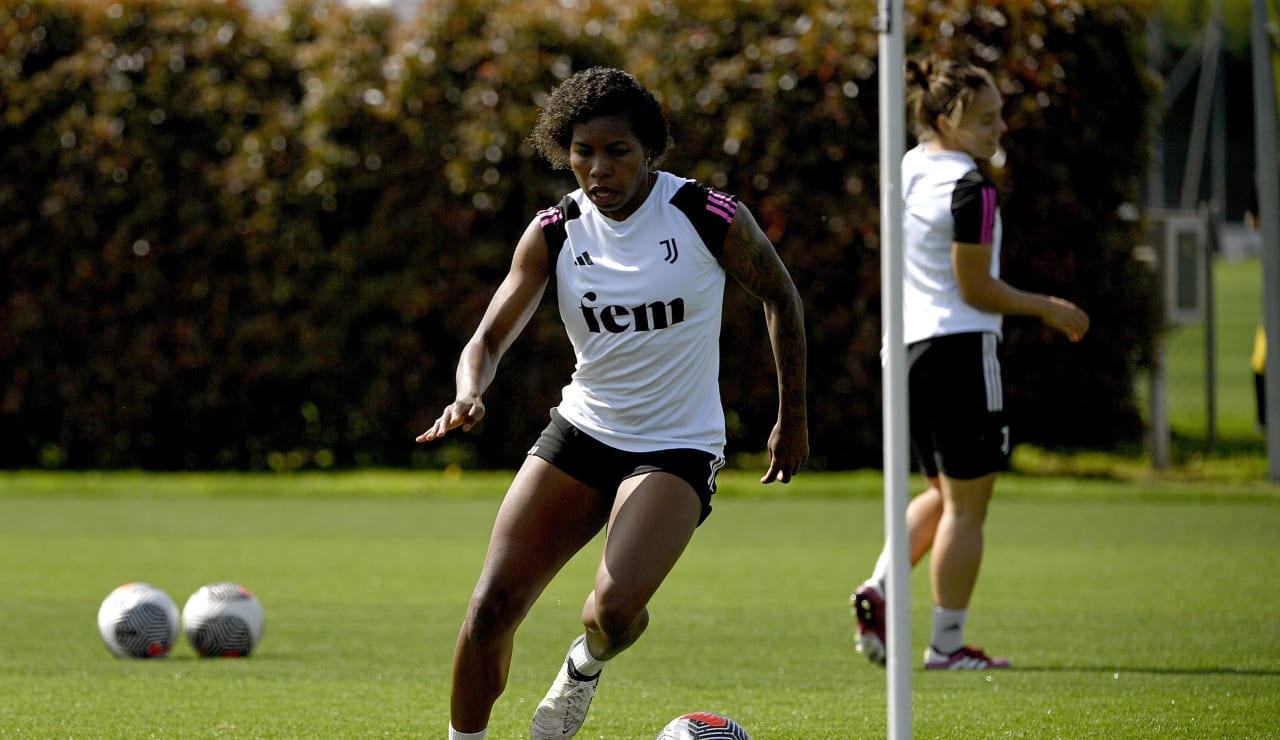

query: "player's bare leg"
left=853, top=479, right=943, bottom=665
left=584, top=471, right=700, bottom=658
left=451, top=457, right=608, bottom=734
left=532, top=472, right=701, bottom=738
left=906, top=481, right=944, bottom=563
left=931, top=472, right=994, bottom=610
left=923, top=471, right=1008, bottom=669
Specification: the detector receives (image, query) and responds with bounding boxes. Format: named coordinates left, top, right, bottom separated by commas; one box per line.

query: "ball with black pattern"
left=656, top=712, right=752, bottom=740
left=182, top=582, right=265, bottom=657
left=97, top=582, right=181, bottom=659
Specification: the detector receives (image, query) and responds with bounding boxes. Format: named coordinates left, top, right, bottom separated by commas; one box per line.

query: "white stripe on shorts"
left=982, top=333, right=1003, bottom=412
left=707, top=456, right=726, bottom=493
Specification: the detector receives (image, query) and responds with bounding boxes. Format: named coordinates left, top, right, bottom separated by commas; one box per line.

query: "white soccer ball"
left=97, top=582, right=181, bottom=659
left=656, top=712, right=752, bottom=740
left=181, top=582, right=265, bottom=657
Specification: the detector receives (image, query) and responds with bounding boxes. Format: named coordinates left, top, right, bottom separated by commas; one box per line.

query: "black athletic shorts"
left=907, top=332, right=1011, bottom=480
left=528, top=408, right=725, bottom=525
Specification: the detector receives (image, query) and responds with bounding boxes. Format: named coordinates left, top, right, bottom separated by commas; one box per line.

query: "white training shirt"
left=901, top=144, right=1003, bottom=345
left=537, top=171, right=736, bottom=456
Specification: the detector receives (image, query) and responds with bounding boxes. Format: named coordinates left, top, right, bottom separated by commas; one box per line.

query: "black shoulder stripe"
left=537, top=194, right=581, bottom=283
left=951, top=170, right=998, bottom=246
left=669, top=181, right=738, bottom=258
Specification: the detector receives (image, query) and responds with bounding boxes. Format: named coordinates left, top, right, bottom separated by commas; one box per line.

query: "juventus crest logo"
left=660, top=238, right=678, bottom=263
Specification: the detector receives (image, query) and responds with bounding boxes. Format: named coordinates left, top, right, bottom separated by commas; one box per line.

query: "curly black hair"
left=530, top=67, right=672, bottom=170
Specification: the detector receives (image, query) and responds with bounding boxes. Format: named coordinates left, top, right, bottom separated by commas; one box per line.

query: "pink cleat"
left=924, top=645, right=1011, bottom=670
left=850, top=581, right=886, bottom=667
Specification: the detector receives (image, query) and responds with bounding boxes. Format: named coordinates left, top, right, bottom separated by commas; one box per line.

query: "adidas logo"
left=574, top=252, right=594, bottom=266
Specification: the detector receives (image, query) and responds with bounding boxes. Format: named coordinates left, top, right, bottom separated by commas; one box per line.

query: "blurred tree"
left=0, top=0, right=1159, bottom=470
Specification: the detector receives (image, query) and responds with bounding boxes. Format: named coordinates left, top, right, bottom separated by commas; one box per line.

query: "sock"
left=869, top=550, right=890, bottom=592
left=568, top=635, right=606, bottom=677
left=448, top=725, right=486, bottom=740
left=930, top=605, right=967, bottom=655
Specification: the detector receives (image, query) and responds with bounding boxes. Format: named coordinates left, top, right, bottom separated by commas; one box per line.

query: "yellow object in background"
left=1254, top=324, right=1267, bottom=375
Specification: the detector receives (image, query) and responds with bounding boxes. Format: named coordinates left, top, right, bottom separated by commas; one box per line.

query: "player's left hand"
left=1044, top=297, right=1090, bottom=343
left=761, top=420, right=808, bottom=484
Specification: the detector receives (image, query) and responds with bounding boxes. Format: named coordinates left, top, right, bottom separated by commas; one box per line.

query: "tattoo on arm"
left=724, top=210, right=807, bottom=420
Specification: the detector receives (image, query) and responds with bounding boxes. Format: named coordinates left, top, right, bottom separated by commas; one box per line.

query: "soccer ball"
left=181, top=582, right=265, bottom=657
left=656, top=712, right=752, bottom=740
left=97, top=582, right=181, bottom=659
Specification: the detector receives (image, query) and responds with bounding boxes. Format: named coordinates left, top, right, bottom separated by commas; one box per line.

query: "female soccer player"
left=850, top=55, right=1089, bottom=670
left=418, top=67, right=808, bottom=738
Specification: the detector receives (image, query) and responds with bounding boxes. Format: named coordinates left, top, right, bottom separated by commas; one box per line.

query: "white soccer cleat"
left=531, top=636, right=601, bottom=739
left=924, top=644, right=1011, bottom=670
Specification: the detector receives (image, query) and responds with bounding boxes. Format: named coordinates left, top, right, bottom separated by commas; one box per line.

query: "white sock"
left=448, top=725, right=486, bottom=740
left=930, top=605, right=967, bottom=655
left=869, top=550, right=890, bottom=591
left=568, top=635, right=606, bottom=677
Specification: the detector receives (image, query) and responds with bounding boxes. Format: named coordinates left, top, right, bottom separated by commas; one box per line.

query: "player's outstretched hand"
left=761, top=420, right=808, bottom=484
left=1043, top=297, right=1090, bottom=343
left=416, top=398, right=486, bottom=443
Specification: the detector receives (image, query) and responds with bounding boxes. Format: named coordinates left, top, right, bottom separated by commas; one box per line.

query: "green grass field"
left=1, top=470, right=1276, bottom=738
left=0, top=256, right=1272, bottom=738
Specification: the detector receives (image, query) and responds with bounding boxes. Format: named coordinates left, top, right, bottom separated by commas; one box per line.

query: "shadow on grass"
left=1008, top=664, right=1280, bottom=677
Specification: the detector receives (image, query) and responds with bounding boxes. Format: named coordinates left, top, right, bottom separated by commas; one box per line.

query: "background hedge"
left=0, top=0, right=1159, bottom=470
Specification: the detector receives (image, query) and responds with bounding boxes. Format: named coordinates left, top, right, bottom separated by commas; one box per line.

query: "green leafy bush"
left=0, top=0, right=1157, bottom=470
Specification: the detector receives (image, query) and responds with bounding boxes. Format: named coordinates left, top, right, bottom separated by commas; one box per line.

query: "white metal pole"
left=876, top=0, right=911, bottom=737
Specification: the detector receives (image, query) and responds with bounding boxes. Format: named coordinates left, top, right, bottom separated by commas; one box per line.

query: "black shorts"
left=528, top=409, right=725, bottom=524
left=907, top=332, right=1010, bottom=480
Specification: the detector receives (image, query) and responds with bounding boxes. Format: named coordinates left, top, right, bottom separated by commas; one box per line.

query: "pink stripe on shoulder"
left=980, top=186, right=997, bottom=244
left=538, top=206, right=563, bottom=228
left=706, top=190, right=737, bottom=224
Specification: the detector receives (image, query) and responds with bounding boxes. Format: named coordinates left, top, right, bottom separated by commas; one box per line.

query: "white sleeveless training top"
left=537, top=171, right=737, bottom=456
left=901, top=144, right=1003, bottom=344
